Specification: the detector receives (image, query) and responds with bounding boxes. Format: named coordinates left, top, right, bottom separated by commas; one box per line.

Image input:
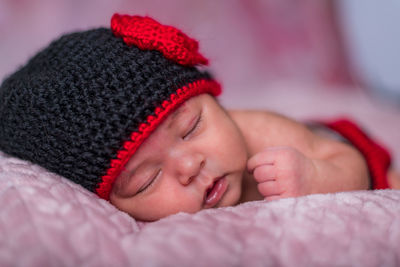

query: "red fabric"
left=323, top=118, right=391, bottom=189
left=96, top=80, right=221, bottom=200
left=111, top=13, right=208, bottom=66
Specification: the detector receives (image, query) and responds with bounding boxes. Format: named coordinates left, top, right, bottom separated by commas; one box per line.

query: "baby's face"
left=109, top=94, right=248, bottom=221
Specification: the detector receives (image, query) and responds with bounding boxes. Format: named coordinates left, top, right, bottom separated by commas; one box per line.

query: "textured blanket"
left=1, top=151, right=399, bottom=267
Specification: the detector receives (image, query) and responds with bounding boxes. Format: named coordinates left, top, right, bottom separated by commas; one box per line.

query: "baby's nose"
left=169, top=149, right=205, bottom=185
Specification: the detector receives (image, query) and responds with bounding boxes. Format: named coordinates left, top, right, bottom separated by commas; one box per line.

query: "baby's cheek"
left=222, top=189, right=241, bottom=207
left=158, top=187, right=203, bottom=214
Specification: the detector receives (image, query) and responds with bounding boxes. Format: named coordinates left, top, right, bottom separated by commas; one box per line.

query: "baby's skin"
left=110, top=94, right=399, bottom=221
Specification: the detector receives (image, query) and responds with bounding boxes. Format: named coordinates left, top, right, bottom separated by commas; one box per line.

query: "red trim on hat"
left=323, top=118, right=391, bottom=189
left=111, top=13, right=208, bottom=66
left=96, top=79, right=221, bottom=200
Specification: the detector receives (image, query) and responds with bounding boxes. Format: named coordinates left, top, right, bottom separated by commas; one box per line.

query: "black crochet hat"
left=0, top=14, right=221, bottom=199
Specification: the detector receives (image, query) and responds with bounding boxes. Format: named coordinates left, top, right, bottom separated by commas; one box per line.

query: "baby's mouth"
left=203, top=176, right=228, bottom=208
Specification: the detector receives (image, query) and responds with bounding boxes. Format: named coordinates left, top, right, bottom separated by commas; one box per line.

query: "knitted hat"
left=0, top=14, right=221, bottom=199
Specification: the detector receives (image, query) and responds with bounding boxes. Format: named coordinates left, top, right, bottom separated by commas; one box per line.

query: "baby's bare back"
left=229, top=110, right=329, bottom=157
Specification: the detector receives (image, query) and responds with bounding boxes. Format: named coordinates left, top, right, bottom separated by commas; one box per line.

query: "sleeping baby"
left=0, top=14, right=398, bottom=221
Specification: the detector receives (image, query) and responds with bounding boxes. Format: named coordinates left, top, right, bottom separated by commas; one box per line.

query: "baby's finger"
left=247, top=150, right=276, bottom=173
left=264, top=195, right=283, bottom=201
left=253, top=165, right=276, bottom=182
left=257, top=180, right=282, bottom=197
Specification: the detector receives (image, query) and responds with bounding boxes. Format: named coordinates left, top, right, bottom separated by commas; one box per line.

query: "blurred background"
left=0, top=0, right=399, bottom=165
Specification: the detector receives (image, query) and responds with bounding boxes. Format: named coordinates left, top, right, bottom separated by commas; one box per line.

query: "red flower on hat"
left=111, top=13, right=209, bottom=66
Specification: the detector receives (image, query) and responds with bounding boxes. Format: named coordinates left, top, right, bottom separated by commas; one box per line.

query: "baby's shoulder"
left=228, top=109, right=282, bottom=125
left=227, top=109, right=316, bottom=154
left=228, top=109, right=296, bottom=133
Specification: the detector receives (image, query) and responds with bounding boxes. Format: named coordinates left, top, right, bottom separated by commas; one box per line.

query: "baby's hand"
left=247, top=146, right=316, bottom=201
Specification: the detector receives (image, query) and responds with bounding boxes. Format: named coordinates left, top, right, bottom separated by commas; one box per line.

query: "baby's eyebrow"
left=167, top=104, right=187, bottom=129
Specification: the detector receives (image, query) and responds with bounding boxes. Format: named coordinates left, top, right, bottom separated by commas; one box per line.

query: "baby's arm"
left=247, top=143, right=370, bottom=200
left=230, top=110, right=370, bottom=200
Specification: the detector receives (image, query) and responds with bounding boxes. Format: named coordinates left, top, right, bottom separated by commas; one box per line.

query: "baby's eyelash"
left=183, top=112, right=202, bottom=140
left=137, top=169, right=161, bottom=194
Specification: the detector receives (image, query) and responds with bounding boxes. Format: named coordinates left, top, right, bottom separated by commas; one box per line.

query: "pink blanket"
left=1, top=151, right=399, bottom=267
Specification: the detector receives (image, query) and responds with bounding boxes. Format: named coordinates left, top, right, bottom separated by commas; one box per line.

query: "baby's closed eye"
left=136, top=169, right=162, bottom=194
left=183, top=111, right=202, bottom=140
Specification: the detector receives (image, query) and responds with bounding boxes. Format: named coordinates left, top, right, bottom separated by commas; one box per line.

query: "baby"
left=0, top=14, right=398, bottom=221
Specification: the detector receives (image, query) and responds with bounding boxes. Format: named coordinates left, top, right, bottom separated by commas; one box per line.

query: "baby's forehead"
left=132, top=99, right=194, bottom=148
left=168, top=102, right=190, bottom=122
left=164, top=95, right=205, bottom=124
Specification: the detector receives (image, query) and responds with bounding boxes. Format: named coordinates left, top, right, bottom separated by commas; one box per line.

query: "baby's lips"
left=203, top=176, right=228, bottom=208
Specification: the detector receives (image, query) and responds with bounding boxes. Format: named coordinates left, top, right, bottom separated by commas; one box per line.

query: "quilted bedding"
left=1, top=151, right=400, bottom=267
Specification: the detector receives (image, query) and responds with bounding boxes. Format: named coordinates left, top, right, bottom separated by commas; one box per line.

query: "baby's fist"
left=247, top=146, right=315, bottom=200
